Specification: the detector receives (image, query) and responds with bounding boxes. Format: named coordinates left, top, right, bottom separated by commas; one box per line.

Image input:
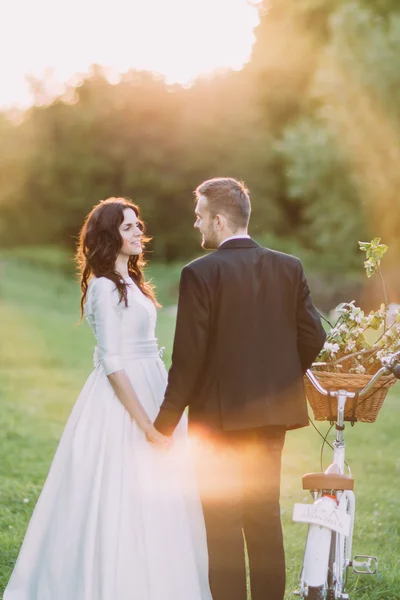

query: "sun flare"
left=1, top=0, right=261, bottom=108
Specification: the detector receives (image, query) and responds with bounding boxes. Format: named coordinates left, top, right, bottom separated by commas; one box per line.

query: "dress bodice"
left=85, top=276, right=158, bottom=375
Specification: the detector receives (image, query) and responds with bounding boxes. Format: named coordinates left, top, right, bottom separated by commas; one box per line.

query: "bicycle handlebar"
left=306, top=350, right=400, bottom=398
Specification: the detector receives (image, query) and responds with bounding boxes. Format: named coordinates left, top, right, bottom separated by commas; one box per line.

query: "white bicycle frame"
left=295, top=387, right=356, bottom=599
left=292, top=353, right=400, bottom=600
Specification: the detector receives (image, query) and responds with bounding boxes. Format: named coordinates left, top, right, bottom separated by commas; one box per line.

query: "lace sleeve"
left=90, top=277, right=124, bottom=375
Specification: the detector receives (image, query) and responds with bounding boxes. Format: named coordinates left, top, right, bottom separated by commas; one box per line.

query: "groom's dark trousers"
left=154, top=238, right=326, bottom=600
left=194, top=425, right=286, bottom=600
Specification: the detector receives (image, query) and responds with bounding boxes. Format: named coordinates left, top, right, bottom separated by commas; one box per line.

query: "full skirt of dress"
left=4, top=354, right=211, bottom=600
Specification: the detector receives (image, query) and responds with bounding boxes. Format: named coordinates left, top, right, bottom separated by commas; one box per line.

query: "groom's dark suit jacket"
left=155, top=238, right=326, bottom=436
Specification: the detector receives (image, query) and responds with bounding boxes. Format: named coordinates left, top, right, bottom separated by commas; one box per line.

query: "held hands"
left=144, top=424, right=172, bottom=449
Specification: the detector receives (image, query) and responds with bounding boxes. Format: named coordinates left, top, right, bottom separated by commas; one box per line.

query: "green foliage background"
left=1, top=0, right=400, bottom=307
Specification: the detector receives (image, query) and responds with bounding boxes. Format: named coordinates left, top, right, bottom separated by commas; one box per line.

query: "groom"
left=154, top=177, right=326, bottom=600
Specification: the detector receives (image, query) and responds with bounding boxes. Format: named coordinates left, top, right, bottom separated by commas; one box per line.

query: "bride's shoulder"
left=85, top=278, right=122, bottom=317
left=87, top=276, right=120, bottom=302
left=89, top=276, right=116, bottom=291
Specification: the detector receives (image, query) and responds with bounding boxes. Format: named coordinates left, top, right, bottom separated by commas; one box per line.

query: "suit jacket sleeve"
left=154, top=265, right=210, bottom=435
left=296, top=263, right=326, bottom=373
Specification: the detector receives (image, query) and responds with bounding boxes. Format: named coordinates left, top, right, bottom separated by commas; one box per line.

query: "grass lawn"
left=0, top=252, right=399, bottom=599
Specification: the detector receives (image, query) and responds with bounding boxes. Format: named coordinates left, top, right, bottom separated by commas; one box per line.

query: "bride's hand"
left=145, top=425, right=172, bottom=448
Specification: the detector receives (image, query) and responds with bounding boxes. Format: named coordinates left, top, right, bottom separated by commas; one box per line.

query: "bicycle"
left=292, top=350, right=400, bottom=600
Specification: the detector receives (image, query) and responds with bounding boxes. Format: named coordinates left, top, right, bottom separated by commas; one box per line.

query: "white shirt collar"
left=219, top=234, right=251, bottom=248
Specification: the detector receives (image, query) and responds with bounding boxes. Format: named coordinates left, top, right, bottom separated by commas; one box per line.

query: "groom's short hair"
left=195, top=177, right=251, bottom=230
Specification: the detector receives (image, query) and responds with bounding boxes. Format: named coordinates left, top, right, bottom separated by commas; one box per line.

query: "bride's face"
left=118, top=208, right=143, bottom=257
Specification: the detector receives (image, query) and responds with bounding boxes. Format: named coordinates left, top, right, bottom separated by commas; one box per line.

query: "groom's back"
left=187, top=239, right=324, bottom=432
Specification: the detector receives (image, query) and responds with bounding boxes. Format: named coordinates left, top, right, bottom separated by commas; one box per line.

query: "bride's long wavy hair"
left=76, top=197, right=158, bottom=317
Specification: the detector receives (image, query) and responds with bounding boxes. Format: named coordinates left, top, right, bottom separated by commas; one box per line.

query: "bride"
left=4, top=197, right=212, bottom=600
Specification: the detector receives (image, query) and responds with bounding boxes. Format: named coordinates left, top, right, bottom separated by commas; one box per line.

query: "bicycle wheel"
left=307, top=586, right=326, bottom=599
left=302, top=523, right=332, bottom=589
left=325, top=531, right=348, bottom=600
left=300, top=496, right=337, bottom=598
left=326, top=531, right=337, bottom=600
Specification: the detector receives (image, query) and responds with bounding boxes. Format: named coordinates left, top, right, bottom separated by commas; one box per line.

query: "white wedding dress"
left=4, top=276, right=212, bottom=600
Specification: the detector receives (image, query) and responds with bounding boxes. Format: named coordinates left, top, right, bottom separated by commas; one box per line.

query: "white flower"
left=346, top=340, right=356, bottom=352
left=324, top=342, right=340, bottom=355
left=352, top=327, right=364, bottom=337
left=354, top=364, right=366, bottom=374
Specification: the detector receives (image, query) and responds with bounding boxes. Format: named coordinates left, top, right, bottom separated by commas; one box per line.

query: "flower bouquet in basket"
left=305, top=238, right=400, bottom=423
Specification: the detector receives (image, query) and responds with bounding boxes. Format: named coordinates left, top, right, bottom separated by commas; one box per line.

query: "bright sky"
left=0, top=0, right=261, bottom=109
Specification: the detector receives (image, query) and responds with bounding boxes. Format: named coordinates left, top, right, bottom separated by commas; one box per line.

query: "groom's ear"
left=214, top=213, right=224, bottom=231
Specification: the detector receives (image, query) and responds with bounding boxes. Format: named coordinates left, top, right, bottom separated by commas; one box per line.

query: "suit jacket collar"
left=218, top=238, right=261, bottom=250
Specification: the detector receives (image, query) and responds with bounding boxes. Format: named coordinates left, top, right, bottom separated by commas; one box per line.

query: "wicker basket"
left=304, top=371, right=396, bottom=423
